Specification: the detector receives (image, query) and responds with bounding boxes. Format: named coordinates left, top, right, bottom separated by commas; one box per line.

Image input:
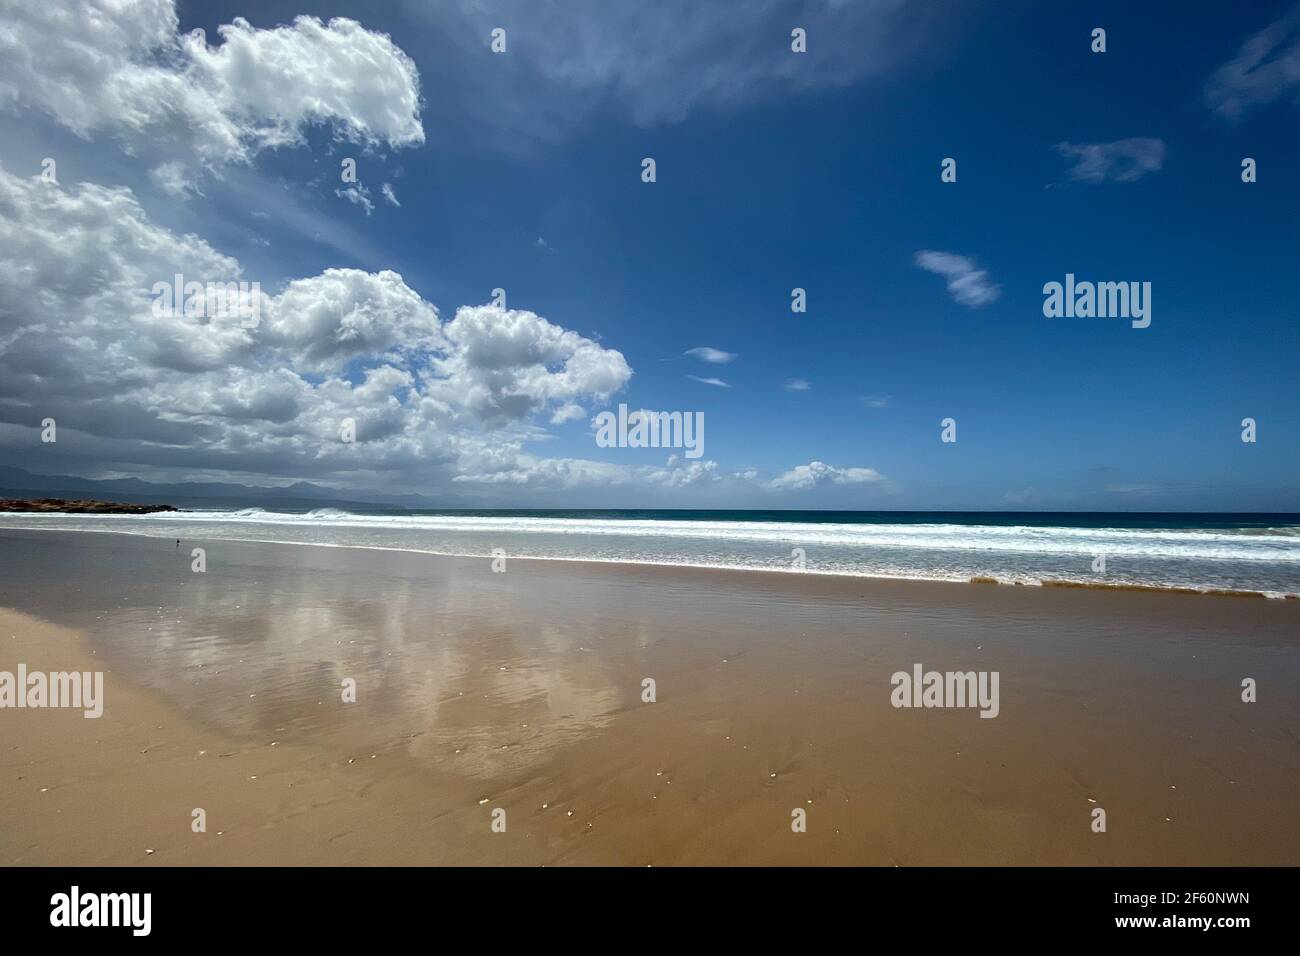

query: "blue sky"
left=0, top=0, right=1296, bottom=509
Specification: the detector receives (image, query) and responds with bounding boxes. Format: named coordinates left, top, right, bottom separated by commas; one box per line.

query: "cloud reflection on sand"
left=5, top=532, right=630, bottom=778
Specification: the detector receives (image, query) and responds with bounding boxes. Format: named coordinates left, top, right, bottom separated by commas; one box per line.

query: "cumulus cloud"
left=684, top=346, right=736, bottom=364
left=767, top=461, right=884, bottom=491
left=0, top=1, right=424, bottom=182
left=1205, top=5, right=1300, bottom=119
left=262, top=268, right=442, bottom=373
left=913, top=250, right=1001, bottom=308
left=550, top=403, right=586, bottom=425
left=381, top=183, right=401, bottom=207
left=0, top=164, right=888, bottom=502
left=1055, top=138, right=1166, bottom=183
left=426, top=305, right=632, bottom=426
left=451, top=452, right=720, bottom=491
left=0, top=165, right=630, bottom=491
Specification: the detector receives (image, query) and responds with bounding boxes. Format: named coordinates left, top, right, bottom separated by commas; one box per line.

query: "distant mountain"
left=0, top=465, right=452, bottom=512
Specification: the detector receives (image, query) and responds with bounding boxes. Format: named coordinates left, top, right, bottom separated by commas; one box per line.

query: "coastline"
left=2, top=528, right=1298, bottom=865
left=0, top=521, right=1296, bottom=598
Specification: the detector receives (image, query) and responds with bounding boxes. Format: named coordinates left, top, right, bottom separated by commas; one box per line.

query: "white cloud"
left=262, top=268, right=442, bottom=373
left=1055, top=138, right=1166, bottom=183
left=913, top=250, right=1001, bottom=308
left=335, top=184, right=375, bottom=215
left=1205, top=5, right=1300, bottom=119
left=381, top=183, right=400, bottom=206
left=426, top=305, right=632, bottom=426
left=685, top=346, right=736, bottom=364
left=687, top=375, right=730, bottom=388
left=0, top=1, right=424, bottom=181
left=451, top=453, right=720, bottom=490
left=0, top=165, right=631, bottom=491
left=768, top=461, right=884, bottom=491
left=783, top=378, right=810, bottom=392
left=861, top=395, right=890, bottom=408
left=149, top=161, right=202, bottom=198
left=550, top=403, right=586, bottom=425
left=655, top=457, right=720, bottom=488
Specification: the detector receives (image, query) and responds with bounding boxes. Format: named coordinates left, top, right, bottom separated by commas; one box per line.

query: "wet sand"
left=1, top=528, right=1298, bottom=865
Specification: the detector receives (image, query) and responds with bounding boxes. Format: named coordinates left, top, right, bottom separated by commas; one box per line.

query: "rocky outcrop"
left=0, top=498, right=179, bottom=514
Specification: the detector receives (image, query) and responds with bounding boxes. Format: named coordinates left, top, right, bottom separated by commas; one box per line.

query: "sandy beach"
left=1, top=528, right=1297, bottom=865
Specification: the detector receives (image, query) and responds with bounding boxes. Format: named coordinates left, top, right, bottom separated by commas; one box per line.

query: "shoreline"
left=0, top=523, right=1294, bottom=599
left=2, top=529, right=1298, bottom=865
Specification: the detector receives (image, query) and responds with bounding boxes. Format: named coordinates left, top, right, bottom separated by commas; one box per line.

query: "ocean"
left=2, top=508, right=1298, bottom=597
